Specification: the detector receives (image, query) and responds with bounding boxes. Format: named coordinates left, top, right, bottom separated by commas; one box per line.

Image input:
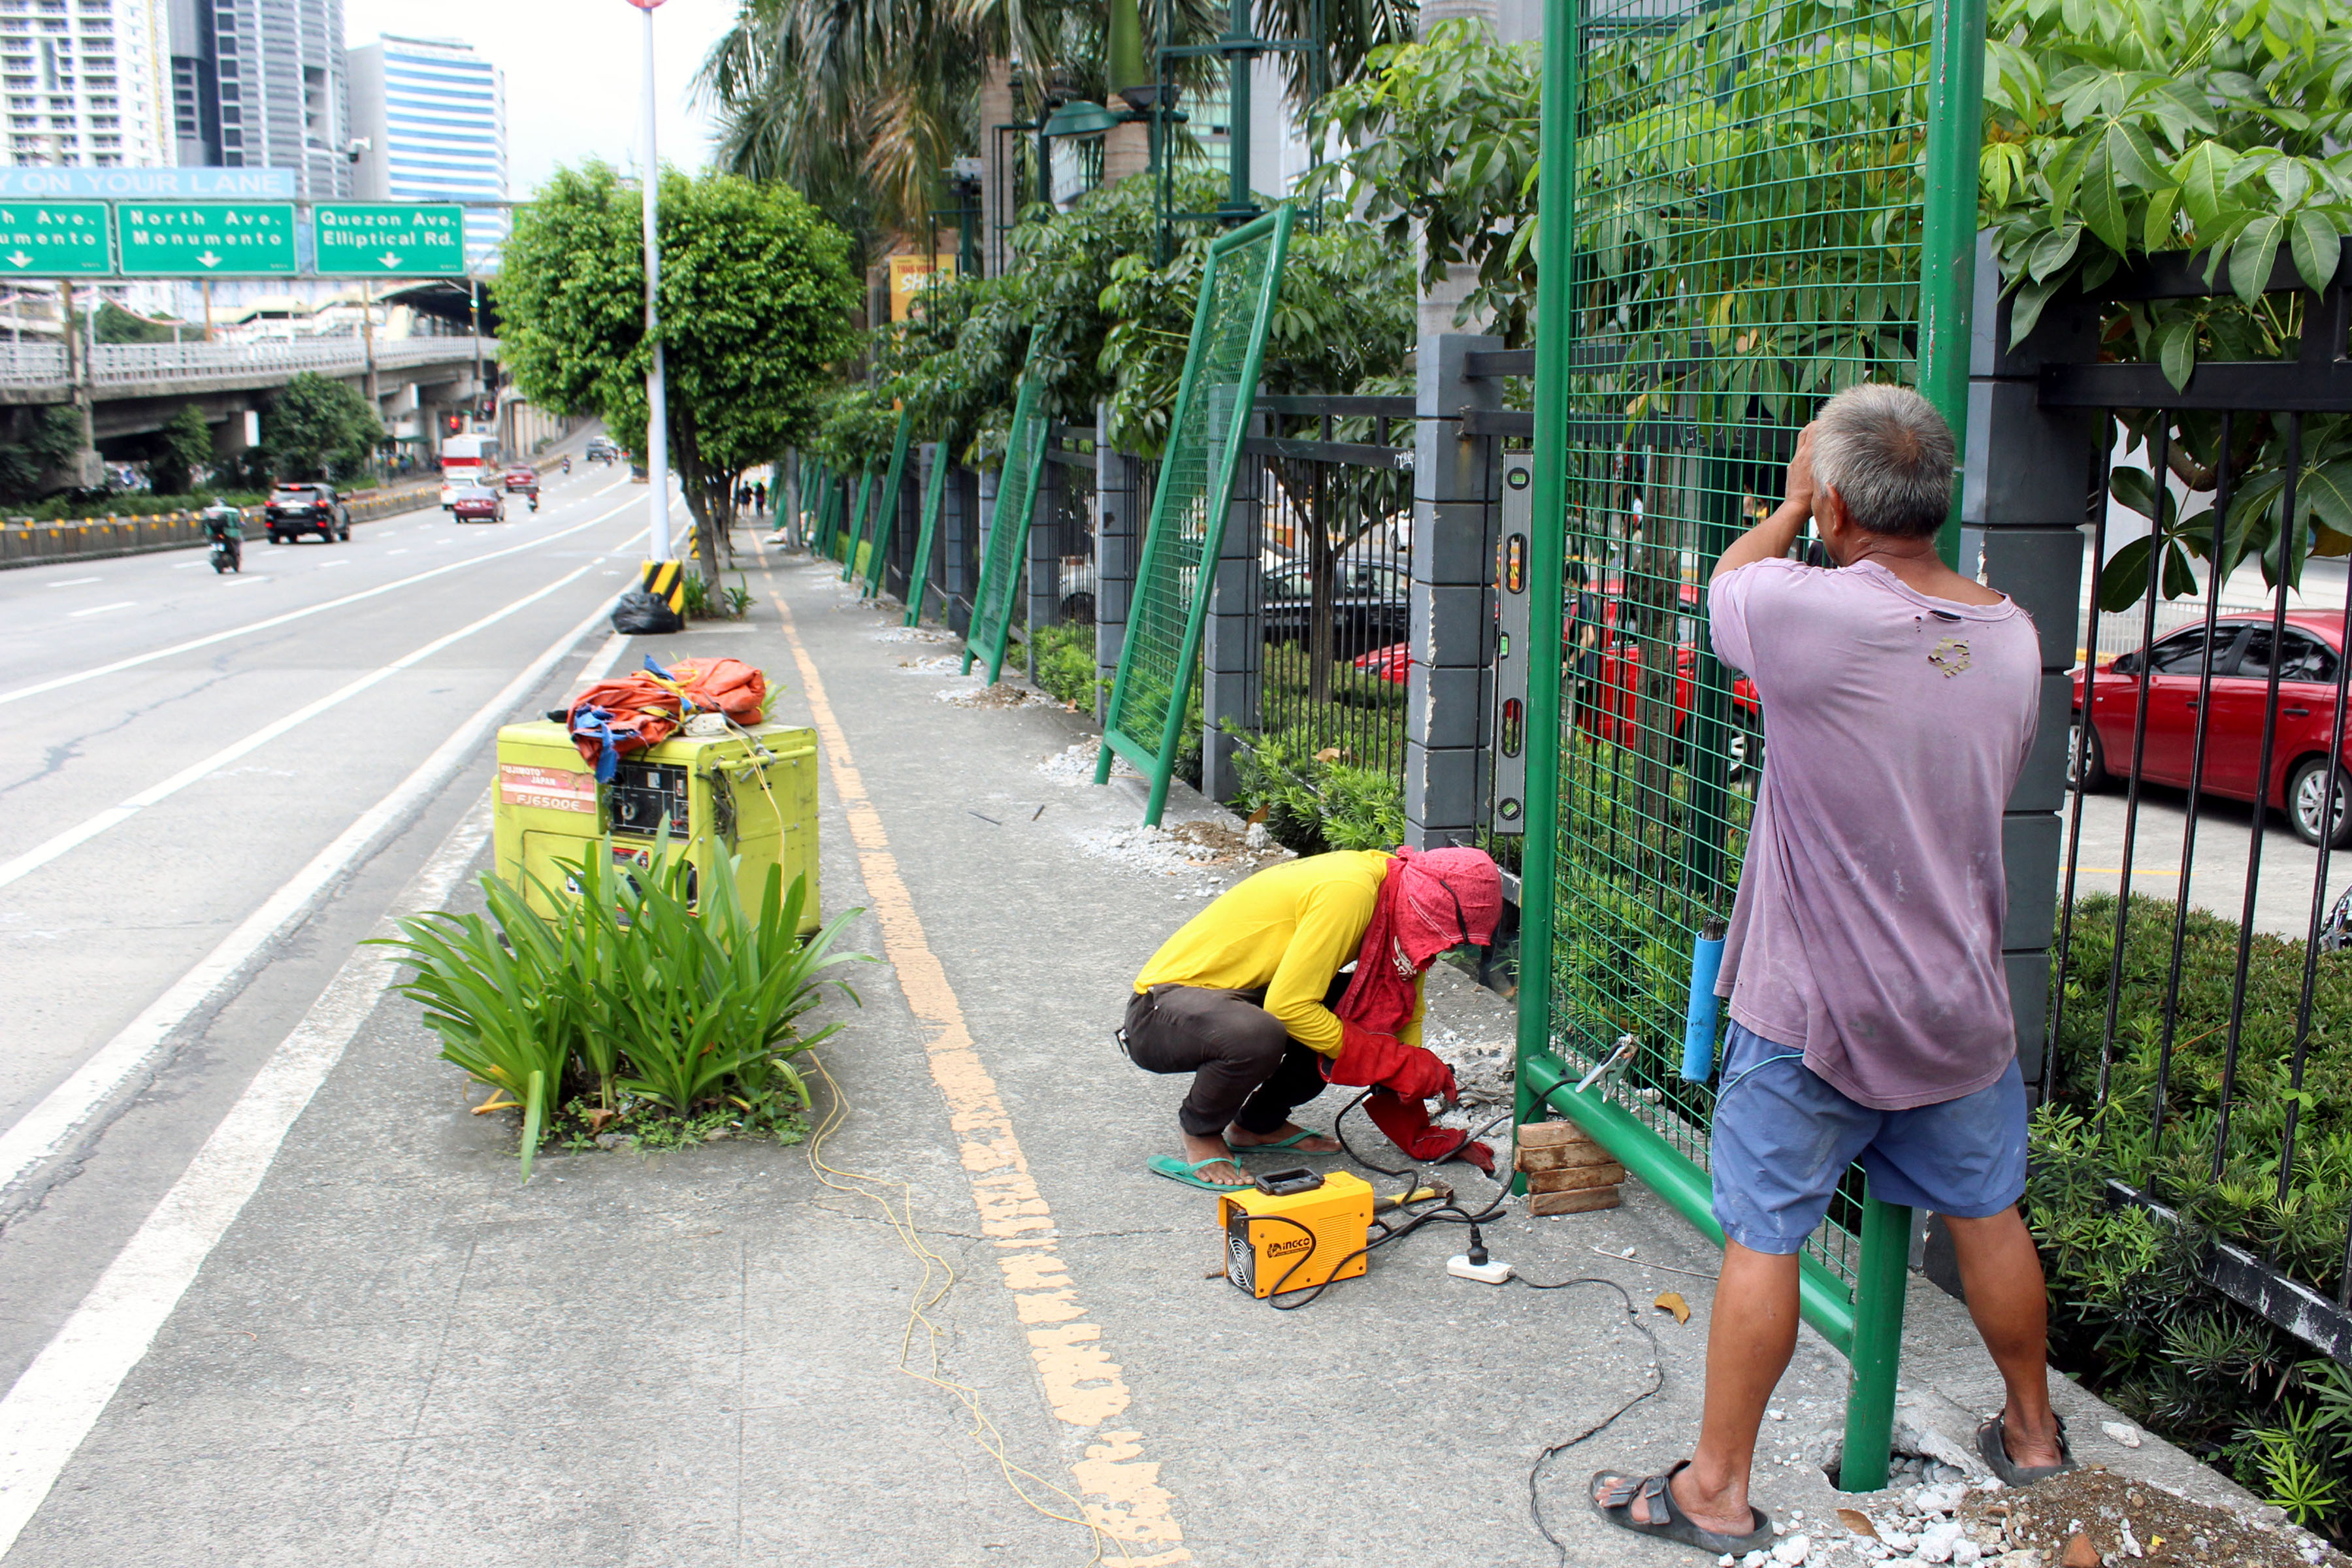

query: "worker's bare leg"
left=1942, top=1208, right=2063, bottom=1467
left=1626, top=1241, right=1797, bottom=1535
left=1177, top=1129, right=1247, bottom=1186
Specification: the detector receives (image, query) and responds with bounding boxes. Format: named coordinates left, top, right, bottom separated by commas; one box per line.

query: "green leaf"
left=2266, top=156, right=2315, bottom=210
left=2173, top=141, right=2238, bottom=234
left=2106, top=121, right=2173, bottom=193
left=2291, top=208, right=2344, bottom=293
left=2078, top=139, right=2131, bottom=254
left=2230, top=215, right=2285, bottom=304
left=2143, top=186, right=2181, bottom=252
left=2099, top=535, right=2155, bottom=613
left=2304, top=460, right=2352, bottom=539
left=2153, top=318, right=2197, bottom=392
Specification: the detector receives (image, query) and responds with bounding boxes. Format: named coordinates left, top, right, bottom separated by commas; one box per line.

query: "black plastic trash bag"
left=610, top=587, right=683, bottom=635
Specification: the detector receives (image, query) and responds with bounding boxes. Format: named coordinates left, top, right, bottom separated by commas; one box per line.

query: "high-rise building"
left=167, top=0, right=349, bottom=199
left=1, top=0, right=174, bottom=170
left=347, top=33, right=505, bottom=270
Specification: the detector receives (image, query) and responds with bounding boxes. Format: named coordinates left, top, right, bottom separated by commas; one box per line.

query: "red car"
left=502, top=465, right=538, bottom=493
left=451, top=483, right=506, bottom=523
left=2074, top=611, right=2352, bottom=846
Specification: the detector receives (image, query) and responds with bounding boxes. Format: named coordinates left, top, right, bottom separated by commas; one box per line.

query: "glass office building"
left=347, top=32, right=504, bottom=271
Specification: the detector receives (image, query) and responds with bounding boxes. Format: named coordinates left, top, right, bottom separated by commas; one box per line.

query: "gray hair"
left=1809, top=384, right=1956, bottom=539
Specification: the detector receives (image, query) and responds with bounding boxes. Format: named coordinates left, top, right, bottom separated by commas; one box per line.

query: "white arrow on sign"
left=379, top=252, right=403, bottom=269
left=196, top=250, right=224, bottom=269
left=4, top=252, right=30, bottom=269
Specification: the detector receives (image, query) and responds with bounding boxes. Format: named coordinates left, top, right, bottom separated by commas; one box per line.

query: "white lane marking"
left=171, top=561, right=208, bottom=570
left=0, top=591, right=613, bottom=1207
left=218, top=576, right=269, bottom=587
left=0, top=559, right=606, bottom=894
left=67, top=602, right=135, bottom=618
left=315, top=560, right=351, bottom=570
left=0, top=498, right=640, bottom=710
left=386, top=549, right=409, bottom=556
left=0, top=791, right=496, bottom=1554
left=44, top=577, right=101, bottom=589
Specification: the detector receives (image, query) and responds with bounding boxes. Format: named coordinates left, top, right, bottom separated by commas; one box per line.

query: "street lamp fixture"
left=1040, top=99, right=1126, bottom=140
left=627, top=0, right=672, bottom=564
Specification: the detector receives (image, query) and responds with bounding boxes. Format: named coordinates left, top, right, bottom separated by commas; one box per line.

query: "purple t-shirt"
left=1708, top=559, right=2040, bottom=1110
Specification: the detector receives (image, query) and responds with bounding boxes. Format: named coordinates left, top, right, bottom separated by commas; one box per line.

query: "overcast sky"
left=340, top=0, right=741, bottom=196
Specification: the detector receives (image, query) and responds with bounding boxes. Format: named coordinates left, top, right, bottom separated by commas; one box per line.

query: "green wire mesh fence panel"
left=904, top=433, right=953, bottom=627
left=864, top=412, right=913, bottom=599
left=819, top=474, right=844, bottom=559
left=962, top=350, right=1051, bottom=684
left=1094, top=206, right=1296, bottom=825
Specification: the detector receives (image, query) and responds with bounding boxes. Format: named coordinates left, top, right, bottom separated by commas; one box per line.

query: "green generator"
left=492, top=719, right=821, bottom=933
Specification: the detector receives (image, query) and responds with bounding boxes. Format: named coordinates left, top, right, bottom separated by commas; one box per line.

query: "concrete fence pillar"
left=1200, top=400, right=1264, bottom=804
left=1961, top=230, right=2101, bottom=1095
left=1096, top=402, right=1142, bottom=725
left=1406, top=333, right=1505, bottom=849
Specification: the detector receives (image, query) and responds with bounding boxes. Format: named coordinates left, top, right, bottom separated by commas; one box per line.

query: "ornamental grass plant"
left=378, top=834, right=870, bottom=1181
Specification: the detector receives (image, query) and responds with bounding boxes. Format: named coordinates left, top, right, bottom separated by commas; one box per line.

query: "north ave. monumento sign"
left=114, top=203, right=298, bottom=276
left=0, top=202, right=112, bottom=276
left=311, top=204, right=466, bottom=276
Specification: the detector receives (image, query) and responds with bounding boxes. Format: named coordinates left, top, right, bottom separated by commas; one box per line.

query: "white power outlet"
left=1446, top=1254, right=1513, bottom=1284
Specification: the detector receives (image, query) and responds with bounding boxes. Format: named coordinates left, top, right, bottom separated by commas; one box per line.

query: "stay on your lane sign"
left=116, top=202, right=297, bottom=276
left=312, top=203, right=466, bottom=276
left=0, top=202, right=110, bottom=275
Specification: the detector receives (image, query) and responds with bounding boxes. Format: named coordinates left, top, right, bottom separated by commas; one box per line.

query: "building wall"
left=346, top=32, right=505, bottom=271
left=168, top=0, right=348, bottom=199
left=2, top=0, right=174, bottom=171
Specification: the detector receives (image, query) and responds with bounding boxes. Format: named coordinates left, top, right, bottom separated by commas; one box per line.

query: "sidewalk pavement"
left=0, top=542, right=2298, bottom=1567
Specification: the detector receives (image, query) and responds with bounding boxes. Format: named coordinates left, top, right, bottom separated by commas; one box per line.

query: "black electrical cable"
left=1513, top=1272, right=1668, bottom=1568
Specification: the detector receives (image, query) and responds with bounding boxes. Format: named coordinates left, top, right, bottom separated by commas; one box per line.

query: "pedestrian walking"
left=754, top=480, right=767, bottom=515
left=1590, top=384, right=2065, bottom=1556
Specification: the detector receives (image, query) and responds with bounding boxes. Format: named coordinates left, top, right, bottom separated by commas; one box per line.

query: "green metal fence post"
left=1514, top=0, right=1579, bottom=1184
left=1921, top=0, right=1987, bottom=568
left=1838, top=1194, right=1916, bottom=1492
left=865, top=410, right=914, bottom=598
left=841, top=470, right=875, bottom=582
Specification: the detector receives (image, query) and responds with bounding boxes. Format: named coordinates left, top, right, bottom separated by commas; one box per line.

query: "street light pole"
left=630, top=0, right=672, bottom=563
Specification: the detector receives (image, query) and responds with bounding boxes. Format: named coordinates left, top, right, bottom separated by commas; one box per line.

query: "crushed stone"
left=872, top=626, right=956, bottom=644
left=1041, top=739, right=1139, bottom=783
left=1965, top=1468, right=2346, bottom=1568
left=1074, top=819, right=1284, bottom=896
left=898, top=655, right=966, bottom=676
left=938, top=681, right=1030, bottom=709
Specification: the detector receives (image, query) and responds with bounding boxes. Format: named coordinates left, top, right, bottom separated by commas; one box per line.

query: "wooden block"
left=1528, top=1185, right=1622, bottom=1217
left=1515, top=1120, right=1597, bottom=1152
left=1529, top=1162, right=1627, bottom=1194
left=1517, top=1140, right=1621, bottom=1173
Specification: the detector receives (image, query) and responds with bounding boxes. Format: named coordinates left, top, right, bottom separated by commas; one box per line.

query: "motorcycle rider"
left=201, top=500, right=243, bottom=574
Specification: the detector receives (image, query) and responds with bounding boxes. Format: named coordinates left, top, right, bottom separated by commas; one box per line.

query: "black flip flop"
left=1976, top=1414, right=2077, bottom=1488
left=1590, top=1461, right=1776, bottom=1556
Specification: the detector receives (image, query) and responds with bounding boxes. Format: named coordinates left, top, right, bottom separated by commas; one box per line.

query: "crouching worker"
left=1120, top=846, right=1503, bottom=1191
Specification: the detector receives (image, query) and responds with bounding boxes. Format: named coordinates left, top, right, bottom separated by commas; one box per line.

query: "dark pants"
left=1120, top=983, right=1335, bottom=1138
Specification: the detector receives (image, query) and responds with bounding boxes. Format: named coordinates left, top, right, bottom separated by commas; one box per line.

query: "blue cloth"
left=1708, top=1020, right=2027, bottom=1255
left=570, top=704, right=623, bottom=783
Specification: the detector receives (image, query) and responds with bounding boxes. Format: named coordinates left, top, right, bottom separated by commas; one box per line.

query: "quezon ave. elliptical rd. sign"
left=116, top=203, right=297, bottom=276
left=313, top=203, right=465, bottom=276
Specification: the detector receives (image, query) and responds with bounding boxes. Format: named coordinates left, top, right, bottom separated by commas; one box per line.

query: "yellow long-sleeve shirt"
left=1133, top=851, right=1424, bottom=1058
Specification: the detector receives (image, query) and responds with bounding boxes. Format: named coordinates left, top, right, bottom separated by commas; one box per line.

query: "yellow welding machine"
left=491, top=719, right=821, bottom=934
left=1219, top=1170, right=1375, bottom=1299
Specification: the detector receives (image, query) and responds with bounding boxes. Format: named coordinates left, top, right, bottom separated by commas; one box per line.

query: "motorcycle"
left=208, top=532, right=242, bottom=574
left=527, top=489, right=541, bottom=513
left=561, top=456, right=572, bottom=475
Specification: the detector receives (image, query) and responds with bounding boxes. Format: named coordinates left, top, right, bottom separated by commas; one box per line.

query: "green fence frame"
left=1092, top=205, right=1295, bottom=825
left=862, top=412, right=914, bottom=600
left=961, top=344, right=1051, bottom=685
left=904, top=430, right=953, bottom=627
left=841, top=470, right=875, bottom=580
left=1516, top=0, right=1982, bottom=1494
left=817, top=470, right=843, bottom=558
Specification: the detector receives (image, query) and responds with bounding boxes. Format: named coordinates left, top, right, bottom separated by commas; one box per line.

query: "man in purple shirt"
left=1592, top=385, right=2070, bottom=1556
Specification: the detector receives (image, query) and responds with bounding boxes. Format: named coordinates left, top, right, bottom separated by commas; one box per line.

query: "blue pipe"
left=1680, top=917, right=1729, bottom=1081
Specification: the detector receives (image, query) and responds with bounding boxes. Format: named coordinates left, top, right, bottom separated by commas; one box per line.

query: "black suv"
left=265, top=483, right=351, bottom=544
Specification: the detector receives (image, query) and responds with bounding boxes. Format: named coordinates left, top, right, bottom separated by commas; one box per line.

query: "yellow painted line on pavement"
left=771, top=585, right=1190, bottom=1566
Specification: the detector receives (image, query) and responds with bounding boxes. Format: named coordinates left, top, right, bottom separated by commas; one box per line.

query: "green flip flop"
left=1147, top=1154, right=1253, bottom=1192
left=1224, top=1128, right=1320, bottom=1154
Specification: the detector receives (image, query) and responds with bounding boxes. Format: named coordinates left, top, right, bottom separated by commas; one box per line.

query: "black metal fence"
left=1241, top=394, right=1414, bottom=784
left=2036, top=241, right=2352, bottom=1365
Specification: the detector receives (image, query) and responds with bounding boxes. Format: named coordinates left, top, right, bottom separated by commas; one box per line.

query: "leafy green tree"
left=150, top=404, right=214, bottom=496
left=499, top=163, right=860, bottom=584
left=0, top=404, right=84, bottom=504
left=94, top=302, right=186, bottom=344
left=260, top=372, right=382, bottom=483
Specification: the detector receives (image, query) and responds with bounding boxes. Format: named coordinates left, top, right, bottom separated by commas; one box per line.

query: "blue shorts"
left=1708, top=1021, right=2027, bottom=1256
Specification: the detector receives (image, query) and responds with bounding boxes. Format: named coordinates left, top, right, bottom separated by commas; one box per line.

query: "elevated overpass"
left=0, top=336, right=500, bottom=461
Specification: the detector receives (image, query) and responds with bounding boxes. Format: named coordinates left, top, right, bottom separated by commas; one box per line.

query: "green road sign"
left=0, top=201, right=110, bottom=275
left=116, top=202, right=297, bottom=276
left=312, top=203, right=466, bottom=276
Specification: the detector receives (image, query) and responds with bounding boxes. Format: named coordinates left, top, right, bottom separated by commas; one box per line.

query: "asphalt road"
left=2067, top=786, right=2343, bottom=939
left=0, top=444, right=666, bottom=1391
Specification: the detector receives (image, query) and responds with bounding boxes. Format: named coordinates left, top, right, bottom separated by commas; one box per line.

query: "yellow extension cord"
left=801, top=1060, right=1136, bottom=1567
